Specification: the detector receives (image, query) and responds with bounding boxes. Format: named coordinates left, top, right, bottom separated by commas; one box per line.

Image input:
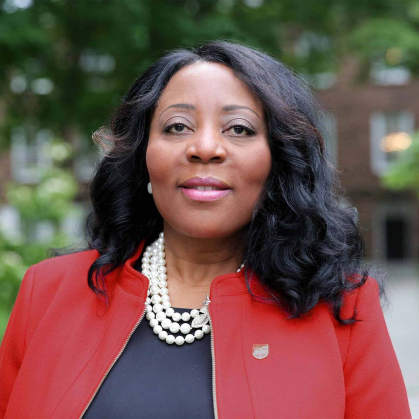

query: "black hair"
left=51, top=40, right=385, bottom=325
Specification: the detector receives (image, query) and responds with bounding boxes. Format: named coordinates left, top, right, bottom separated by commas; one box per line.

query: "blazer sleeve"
left=344, top=277, right=412, bottom=418
left=0, top=265, right=35, bottom=417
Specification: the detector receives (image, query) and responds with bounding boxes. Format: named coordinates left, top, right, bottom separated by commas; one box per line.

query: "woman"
left=0, top=41, right=411, bottom=418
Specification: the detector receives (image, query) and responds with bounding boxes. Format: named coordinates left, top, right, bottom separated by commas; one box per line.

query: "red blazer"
left=0, top=239, right=411, bottom=418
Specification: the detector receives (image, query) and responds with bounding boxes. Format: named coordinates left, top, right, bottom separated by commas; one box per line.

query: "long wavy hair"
left=51, top=40, right=385, bottom=325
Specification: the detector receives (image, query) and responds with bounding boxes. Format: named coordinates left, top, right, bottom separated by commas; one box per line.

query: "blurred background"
left=0, top=0, right=418, bottom=415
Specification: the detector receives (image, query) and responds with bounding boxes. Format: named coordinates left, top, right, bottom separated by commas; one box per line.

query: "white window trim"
left=370, top=111, right=414, bottom=176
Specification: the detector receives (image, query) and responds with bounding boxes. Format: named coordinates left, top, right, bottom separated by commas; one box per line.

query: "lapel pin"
left=252, top=344, right=269, bottom=359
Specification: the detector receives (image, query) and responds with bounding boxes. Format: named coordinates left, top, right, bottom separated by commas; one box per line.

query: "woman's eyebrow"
left=159, top=103, right=261, bottom=119
left=222, top=104, right=261, bottom=119
left=159, top=103, right=195, bottom=119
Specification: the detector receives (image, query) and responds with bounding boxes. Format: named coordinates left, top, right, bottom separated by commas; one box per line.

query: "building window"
left=372, top=203, right=417, bottom=262
left=385, top=215, right=407, bottom=260
left=370, top=62, right=411, bottom=86
left=10, top=126, right=53, bottom=183
left=322, top=112, right=338, bottom=166
left=0, top=205, right=21, bottom=240
left=370, top=111, right=414, bottom=176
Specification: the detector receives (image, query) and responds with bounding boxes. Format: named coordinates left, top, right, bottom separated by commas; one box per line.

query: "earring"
left=147, top=182, right=152, bottom=195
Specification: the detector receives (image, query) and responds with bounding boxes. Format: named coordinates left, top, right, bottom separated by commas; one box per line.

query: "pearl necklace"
left=141, top=232, right=245, bottom=346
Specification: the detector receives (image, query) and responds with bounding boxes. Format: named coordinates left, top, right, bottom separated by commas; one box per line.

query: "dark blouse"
left=83, top=260, right=214, bottom=418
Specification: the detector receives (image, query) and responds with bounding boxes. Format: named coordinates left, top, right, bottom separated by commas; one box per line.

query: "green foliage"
left=1, top=0, right=419, bottom=150
left=381, top=133, right=419, bottom=195
left=351, top=18, right=419, bottom=74
left=5, top=138, right=79, bottom=224
left=0, top=138, right=79, bottom=339
left=5, top=168, right=79, bottom=223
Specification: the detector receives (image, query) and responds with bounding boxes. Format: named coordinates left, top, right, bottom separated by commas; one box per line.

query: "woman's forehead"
left=154, top=62, right=263, bottom=115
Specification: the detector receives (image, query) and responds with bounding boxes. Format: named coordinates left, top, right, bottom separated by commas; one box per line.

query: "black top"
left=83, top=260, right=214, bottom=418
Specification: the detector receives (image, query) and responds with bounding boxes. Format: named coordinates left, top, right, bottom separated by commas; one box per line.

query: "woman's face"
left=146, top=61, right=271, bottom=239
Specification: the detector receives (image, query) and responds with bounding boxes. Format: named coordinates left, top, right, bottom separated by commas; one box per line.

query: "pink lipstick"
left=180, top=177, right=231, bottom=202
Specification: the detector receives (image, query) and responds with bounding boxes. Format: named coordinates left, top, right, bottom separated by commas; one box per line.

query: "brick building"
left=318, top=61, right=419, bottom=262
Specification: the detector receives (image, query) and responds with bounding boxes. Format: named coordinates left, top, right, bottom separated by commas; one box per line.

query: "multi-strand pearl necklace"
left=141, top=232, right=245, bottom=346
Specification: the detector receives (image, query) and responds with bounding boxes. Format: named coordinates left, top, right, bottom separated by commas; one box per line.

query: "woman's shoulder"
left=15, top=249, right=102, bottom=344
left=33, top=248, right=99, bottom=276
left=329, top=276, right=383, bottom=364
left=339, top=276, right=380, bottom=320
left=23, top=248, right=100, bottom=306
left=1, top=249, right=102, bottom=359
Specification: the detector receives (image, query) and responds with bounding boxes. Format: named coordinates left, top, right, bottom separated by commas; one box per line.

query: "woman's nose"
left=185, top=127, right=227, bottom=163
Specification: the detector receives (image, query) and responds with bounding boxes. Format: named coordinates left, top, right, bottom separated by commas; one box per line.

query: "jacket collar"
left=116, top=238, right=263, bottom=299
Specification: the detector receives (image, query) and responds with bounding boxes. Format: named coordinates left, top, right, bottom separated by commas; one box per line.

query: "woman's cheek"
left=241, top=149, right=271, bottom=195
left=146, top=143, right=171, bottom=186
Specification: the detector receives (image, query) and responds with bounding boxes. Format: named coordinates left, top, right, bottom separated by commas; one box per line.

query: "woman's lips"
left=180, top=187, right=231, bottom=202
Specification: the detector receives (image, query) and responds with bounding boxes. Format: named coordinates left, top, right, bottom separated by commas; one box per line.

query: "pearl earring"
left=147, top=182, right=152, bottom=195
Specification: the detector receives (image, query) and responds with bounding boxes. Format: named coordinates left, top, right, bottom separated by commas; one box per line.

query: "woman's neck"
left=158, top=224, right=245, bottom=308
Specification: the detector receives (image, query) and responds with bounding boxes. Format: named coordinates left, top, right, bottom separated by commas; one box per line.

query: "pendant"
left=191, top=294, right=211, bottom=328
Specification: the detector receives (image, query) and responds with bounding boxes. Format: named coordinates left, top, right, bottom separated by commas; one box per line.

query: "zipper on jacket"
left=207, top=305, right=219, bottom=419
left=79, top=303, right=147, bottom=418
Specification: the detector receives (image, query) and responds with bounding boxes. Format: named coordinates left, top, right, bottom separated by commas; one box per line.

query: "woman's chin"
left=164, top=222, right=244, bottom=241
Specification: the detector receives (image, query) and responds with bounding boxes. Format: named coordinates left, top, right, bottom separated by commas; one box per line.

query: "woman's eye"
left=164, top=123, right=189, bottom=134
left=164, top=123, right=255, bottom=136
left=227, top=124, right=256, bottom=136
